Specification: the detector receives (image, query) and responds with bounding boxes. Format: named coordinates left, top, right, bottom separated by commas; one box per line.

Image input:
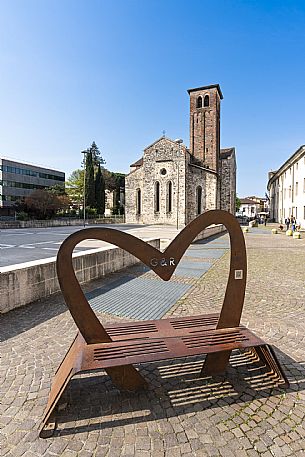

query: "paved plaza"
left=0, top=226, right=305, bottom=456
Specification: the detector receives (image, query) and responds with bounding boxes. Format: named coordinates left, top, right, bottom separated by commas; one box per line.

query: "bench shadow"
left=52, top=346, right=305, bottom=437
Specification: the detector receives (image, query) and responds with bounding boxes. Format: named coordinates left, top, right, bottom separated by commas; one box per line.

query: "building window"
left=204, top=95, right=209, bottom=107
left=154, top=181, right=160, bottom=213
left=160, top=168, right=167, bottom=176
left=196, top=96, right=202, bottom=108
left=295, top=182, right=298, bottom=195
left=196, top=186, right=202, bottom=215
left=296, top=162, right=298, bottom=170
left=167, top=181, right=173, bottom=213
left=136, top=189, right=141, bottom=215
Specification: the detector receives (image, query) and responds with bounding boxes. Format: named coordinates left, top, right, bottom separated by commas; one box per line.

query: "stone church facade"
left=125, top=84, right=236, bottom=226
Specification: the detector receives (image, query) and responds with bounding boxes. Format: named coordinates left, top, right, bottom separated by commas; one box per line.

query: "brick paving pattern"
left=1, top=228, right=305, bottom=456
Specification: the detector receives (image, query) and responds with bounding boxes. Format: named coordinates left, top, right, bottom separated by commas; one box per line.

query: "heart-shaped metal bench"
left=40, top=210, right=288, bottom=437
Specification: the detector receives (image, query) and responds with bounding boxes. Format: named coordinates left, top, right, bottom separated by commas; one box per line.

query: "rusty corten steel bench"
left=40, top=210, right=288, bottom=437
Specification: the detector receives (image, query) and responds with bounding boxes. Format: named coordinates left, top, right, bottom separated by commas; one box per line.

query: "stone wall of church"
left=125, top=138, right=187, bottom=225
left=125, top=168, right=144, bottom=223
left=220, top=155, right=236, bottom=214
left=185, top=164, right=217, bottom=225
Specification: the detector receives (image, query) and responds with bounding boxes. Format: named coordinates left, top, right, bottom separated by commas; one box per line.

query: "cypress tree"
left=85, top=151, right=95, bottom=207
left=95, top=164, right=105, bottom=215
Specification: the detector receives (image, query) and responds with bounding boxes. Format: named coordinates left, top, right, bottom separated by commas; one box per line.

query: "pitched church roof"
left=130, top=157, right=143, bottom=167
left=220, top=147, right=235, bottom=159
left=143, top=136, right=182, bottom=151
left=130, top=145, right=235, bottom=168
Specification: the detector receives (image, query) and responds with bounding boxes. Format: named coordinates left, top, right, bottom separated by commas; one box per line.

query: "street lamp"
left=175, top=139, right=183, bottom=230
left=81, top=149, right=87, bottom=227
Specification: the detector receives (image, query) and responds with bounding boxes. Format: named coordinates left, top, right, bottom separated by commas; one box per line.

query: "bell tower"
left=188, top=84, right=223, bottom=172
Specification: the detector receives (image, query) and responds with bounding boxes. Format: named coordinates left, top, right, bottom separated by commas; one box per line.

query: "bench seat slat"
left=81, top=327, right=265, bottom=369
left=104, top=313, right=220, bottom=341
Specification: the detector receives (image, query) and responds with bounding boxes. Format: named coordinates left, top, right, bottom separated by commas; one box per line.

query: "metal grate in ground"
left=87, top=277, right=191, bottom=320
left=88, top=233, right=229, bottom=320
left=184, top=248, right=226, bottom=259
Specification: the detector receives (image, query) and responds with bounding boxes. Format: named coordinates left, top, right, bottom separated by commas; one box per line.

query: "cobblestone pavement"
left=1, top=228, right=305, bottom=456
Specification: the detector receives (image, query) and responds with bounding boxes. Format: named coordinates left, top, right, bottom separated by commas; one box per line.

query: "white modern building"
left=267, top=145, right=305, bottom=227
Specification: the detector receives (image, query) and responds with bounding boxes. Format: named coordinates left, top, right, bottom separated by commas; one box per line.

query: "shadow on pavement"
left=0, top=297, right=67, bottom=343
left=51, top=347, right=305, bottom=437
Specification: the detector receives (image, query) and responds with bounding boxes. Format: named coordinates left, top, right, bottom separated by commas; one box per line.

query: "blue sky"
left=1, top=0, right=305, bottom=197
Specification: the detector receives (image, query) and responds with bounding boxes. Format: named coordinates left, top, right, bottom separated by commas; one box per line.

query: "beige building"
left=268, top=145, right=305, bottom=227
left=125, top=84, right=236, bottom=226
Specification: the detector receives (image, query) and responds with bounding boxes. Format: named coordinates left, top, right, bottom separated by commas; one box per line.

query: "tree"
left=48, top=184, right=66, bottom=196
left=102, top=169, right=117, bottom=191
left=15, top=189, right=70, bottom=219
left=85, top=151, right=95, bottom=207
left=66, top=169, right=84, bottom=206
left=111, top=173, right=125, bottom=215
left=95, top=163, right=105, bottom=215
left=236, top=196, right=241, bottom=212
left=82, top=142, right=106, bottom=167
left=89, top=141, right=105, bottom=167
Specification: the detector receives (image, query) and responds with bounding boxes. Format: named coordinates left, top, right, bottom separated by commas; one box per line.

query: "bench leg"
left=251, top=345, right=289, bottom=388
left=200, top=350, right=232, bottom=376
left=40, top=335, right=148, bottom=438
left=40, top=333, right=84, bottom=438
left=105, top=366, right=148, bottom=391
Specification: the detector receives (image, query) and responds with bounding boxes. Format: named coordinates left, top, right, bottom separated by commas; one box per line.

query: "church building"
left=125, top=84, right=236, bottom=226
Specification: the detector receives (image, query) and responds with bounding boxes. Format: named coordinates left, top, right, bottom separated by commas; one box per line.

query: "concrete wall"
left=0, top=216, right=125, bottom=229
left=0, top=239, right=160, bottom=314
left=193, top=223, right=225, bottom=242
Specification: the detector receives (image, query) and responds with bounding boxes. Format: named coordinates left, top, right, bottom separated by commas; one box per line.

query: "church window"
left=136, top=189, right=141, bottom=215
left=167, top=181, right=173, bottom=213
left=160, top=168, right=167, bottom=176
left=154, top=181, right=160, bottom=213
left=204, top=95, right=209, bottom=107
left=196, top=186, right=202, bottom=215
left=196, top=96, right=202, bottom=108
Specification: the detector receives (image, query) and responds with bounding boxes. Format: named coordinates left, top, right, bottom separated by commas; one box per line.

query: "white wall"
left=274, top=153, right=305, bottom=227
